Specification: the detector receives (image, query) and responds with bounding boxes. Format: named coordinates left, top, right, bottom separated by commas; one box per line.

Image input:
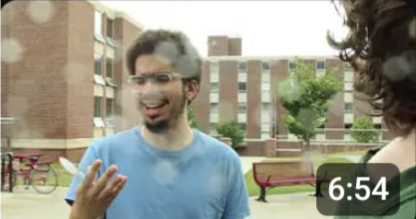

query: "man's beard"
left=144, top=92, right=187, bottom=134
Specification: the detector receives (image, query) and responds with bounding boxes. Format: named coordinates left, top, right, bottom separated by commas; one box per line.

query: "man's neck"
left=141, top=118, right=194, bottom=151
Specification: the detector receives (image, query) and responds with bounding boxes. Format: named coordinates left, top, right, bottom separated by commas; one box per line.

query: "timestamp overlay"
left=316, top=163, right=400, bottom=216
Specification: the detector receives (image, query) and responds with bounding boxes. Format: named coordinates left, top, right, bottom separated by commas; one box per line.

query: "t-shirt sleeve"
left=64, top=143, right=99, bottom=205
left=222, top=151, right=251, bottom=219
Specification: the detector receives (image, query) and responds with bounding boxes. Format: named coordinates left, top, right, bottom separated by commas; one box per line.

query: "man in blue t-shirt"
left=66, top=29, right=250, bottom=219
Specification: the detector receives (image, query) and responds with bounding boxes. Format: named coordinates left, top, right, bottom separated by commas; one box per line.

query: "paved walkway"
left=1, top=187, right=332, bottom=219
left=2, top=156, right=339, bottom=219
left=240, top=156, right=265, bottom=174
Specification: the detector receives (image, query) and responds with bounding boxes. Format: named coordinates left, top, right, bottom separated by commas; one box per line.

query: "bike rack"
left=1, top=152, right=14, bottom=192
left=1, top=117, right=15, bottom=193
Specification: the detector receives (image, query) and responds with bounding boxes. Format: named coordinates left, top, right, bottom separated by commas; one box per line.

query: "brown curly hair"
left=327, top=0, right=416, bottom=137
left=126, top=29, right=202, bottom=85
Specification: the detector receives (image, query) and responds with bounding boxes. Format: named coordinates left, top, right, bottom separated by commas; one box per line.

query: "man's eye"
left=133, top=77, right=146, bottom=85
left=155, top=74, right=172, bottom=83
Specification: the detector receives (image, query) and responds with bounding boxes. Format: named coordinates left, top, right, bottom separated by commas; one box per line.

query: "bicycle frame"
left=14, top=158, right=48, bottom=185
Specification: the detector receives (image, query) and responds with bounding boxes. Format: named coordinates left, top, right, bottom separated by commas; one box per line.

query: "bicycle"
left=11, top=155, right=58, bottom=194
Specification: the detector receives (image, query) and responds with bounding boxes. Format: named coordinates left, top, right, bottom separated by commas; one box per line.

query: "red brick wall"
left=228, top=38, right=242, bottom=56
left=2, top=1, right=72, bottom=139
left=326, top=59, right=345, bottom=140
left=1, top=1, right=142, bottom=158
left=236, top=141, right=264, bottom=156
left=246, top=60, right=261, bottom=138
left=219, top=61, right=238, bottom=121
left=272, top=60, right=289, bottom=138
left=67, top=1, right=95, bottom=138
left=193, top=61, right=210, bottom=133
left=208, top=36, right=229, bottom=56
left=114, top=14, right=142, bottom=131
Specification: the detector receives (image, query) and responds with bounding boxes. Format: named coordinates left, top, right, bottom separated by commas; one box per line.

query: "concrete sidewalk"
left=2, top=187, right=331, bottom=219
left=1, top=187, right=70, bottom=219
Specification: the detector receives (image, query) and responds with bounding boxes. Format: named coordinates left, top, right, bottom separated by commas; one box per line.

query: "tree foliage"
left=277, top=58, right=343, bottom=152
left=351, top=117, right=380, bottom=143
left=215, top=120, right=245, bottom=147
left=187, top=106, right=201, bottom=130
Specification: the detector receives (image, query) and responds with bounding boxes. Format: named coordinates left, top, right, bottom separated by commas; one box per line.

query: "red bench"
left=252, top=161, right=329, bottom=202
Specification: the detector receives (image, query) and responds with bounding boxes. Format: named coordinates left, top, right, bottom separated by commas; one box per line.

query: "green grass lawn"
left=52, top=163, right=74, bottom=187
left=244, top=154, right=360, bottom=197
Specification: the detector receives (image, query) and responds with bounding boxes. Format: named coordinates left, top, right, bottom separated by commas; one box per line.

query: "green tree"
left=351, top=117, right=380, bottom=143
left=215, top=120, right=244, bottom=148
left=187, top=106, right=201, bottom=130
left=277, top=58, right=343, bottom=154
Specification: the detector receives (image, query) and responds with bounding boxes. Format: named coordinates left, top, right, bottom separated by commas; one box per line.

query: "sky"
left=100, top=1, right=348, bottom=57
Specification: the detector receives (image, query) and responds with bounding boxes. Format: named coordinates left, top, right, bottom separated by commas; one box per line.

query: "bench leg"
left=313, top=181, right=324, bottom=197
left=256, top=187, right=267, bottom=202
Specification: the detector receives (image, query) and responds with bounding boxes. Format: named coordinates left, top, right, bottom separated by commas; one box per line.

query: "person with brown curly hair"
left=328, top=0, right=415, bottom=218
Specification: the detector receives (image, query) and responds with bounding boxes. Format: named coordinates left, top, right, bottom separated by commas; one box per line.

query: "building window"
left=94, top=11, right=105, bottom=43
left=106, top=18, right=119, bottom=47
left=238, top=82, right=246, bottom=92
left=239, top=123, right=246, bottom=130
left=95, top=54, right=102, bottom=75
left=210, top=103, right=218, bottom=113
left=238, top=62, right=246, bottom=73
left=261, top=123, right=270, bottom=131
left=211, top=82, right=219, bottom=93
left=94, top=96, right=103, bottom=118
left=316, top=61, right=326, bottom=70
left=345, top=103, right=353, bottom=114
left=262, top=103, right=270, bottom=112
left=210, top=123, right=217, bottom=133
left=107, top=19, right=114, bottom=39
left=106, top=98, right=114, bottom=117
left=94, top=54, right=105, bottom=85
left=289, top=60, right=296, bottom=70
left=374, top=124, right=382, bottom=129
left=344, top=123, right=352, bottom=129
left=262, top=61, right=270, bottom=70
left=238, top=103, right=247, bottom=113
left=106, top=58, right=114, bottom=78
left=261, top=82, right=270, bottom=91
left=210, top=62, right=219, bottom=72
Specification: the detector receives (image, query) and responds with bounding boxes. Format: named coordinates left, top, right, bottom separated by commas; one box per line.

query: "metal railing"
left=1, top=152, right=14, bottom=192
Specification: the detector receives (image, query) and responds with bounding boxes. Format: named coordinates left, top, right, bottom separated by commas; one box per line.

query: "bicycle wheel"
left=30, top=165, right=58, bottom=194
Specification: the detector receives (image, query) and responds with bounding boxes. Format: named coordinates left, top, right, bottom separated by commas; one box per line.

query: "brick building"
left=1, top=1, right=144, bottom=161
left=192, top=36, right=393, bottom=153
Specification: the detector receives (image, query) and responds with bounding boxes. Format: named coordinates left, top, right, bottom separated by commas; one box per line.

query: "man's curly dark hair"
left=126, top=29, right=202, bottom=85
left=327, top=0, right=416, bottom=137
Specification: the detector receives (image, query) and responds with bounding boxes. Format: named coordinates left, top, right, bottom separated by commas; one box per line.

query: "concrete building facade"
left=1, top=1, right=144, bottom=161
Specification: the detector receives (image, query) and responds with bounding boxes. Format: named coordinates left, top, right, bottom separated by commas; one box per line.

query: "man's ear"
left=184, top=80, right=199, bottom=102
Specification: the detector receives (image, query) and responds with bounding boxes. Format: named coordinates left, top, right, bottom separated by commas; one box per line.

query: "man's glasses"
left=128, top=72, right=180, bottom=87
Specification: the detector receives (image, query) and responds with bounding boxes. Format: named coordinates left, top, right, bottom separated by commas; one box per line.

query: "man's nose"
left=142, top=80, right=161, bottom=91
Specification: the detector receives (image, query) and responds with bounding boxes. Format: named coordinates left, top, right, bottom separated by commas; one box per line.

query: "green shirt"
left=334, top=146, right=416, bottom=219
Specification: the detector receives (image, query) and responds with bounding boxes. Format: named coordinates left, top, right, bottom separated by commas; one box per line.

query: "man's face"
left=132, top=54, right=187, bottom=134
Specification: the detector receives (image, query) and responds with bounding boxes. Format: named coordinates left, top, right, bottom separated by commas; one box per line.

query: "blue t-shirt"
left=65, top=127, right=250, bottom=219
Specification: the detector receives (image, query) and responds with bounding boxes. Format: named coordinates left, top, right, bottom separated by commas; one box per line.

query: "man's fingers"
left=91, top=165, right=118, bottom=196
left=98, top=175, right=127, bottom=201
left=79, top=160, right=102, bottom=191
